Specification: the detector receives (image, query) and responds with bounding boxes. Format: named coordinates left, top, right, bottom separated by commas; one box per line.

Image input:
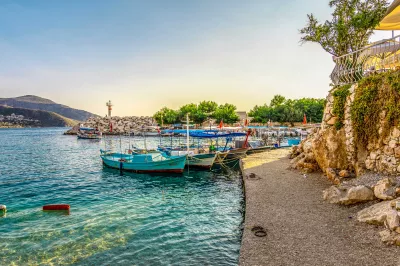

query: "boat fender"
left=0, top=205, right=6, bottom=212
left=43, top=204, right=70, bottom=211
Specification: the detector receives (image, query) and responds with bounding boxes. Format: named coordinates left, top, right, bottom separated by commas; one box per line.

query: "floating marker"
left=43, top=204, right=70, bottom=211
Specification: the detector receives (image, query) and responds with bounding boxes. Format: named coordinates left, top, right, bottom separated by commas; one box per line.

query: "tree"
left=270, top=95, right=286, bottom=108
left=248, top=105, right=273, bottom=123
left=198, top=101, right=218, bottom=114
left=300, top=0, right=389, bottom=57
left=248, top=95, right=326, bottom=124
left=153, top=107, right=179, bottom=125
left=213, top=103, right=240, bottom=124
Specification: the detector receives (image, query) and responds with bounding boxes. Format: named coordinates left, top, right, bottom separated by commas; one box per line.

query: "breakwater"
left=64, top=116, right=155, bottom=135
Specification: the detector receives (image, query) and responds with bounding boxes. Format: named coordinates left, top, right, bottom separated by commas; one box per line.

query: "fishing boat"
left=77, top=127, right=102, bottom=140
left=100, top=150, right=187, bottom=173
left=160, top=147, right=217, bottom=169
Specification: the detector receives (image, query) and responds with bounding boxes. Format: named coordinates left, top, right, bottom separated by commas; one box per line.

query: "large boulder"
left=374, top=178, right=398, bottom=200
left=323, top=185, right=375, bottom=205
left=357, top=200, right=395, bottom=225
left=312, top=127, right=349, bottom=173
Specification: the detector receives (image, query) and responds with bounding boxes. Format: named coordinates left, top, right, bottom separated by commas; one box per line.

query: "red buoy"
left=43, top=204, right=70, bottom=211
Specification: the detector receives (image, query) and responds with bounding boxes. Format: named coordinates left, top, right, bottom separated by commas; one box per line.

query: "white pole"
left=186, top=113, right=190, bottom=154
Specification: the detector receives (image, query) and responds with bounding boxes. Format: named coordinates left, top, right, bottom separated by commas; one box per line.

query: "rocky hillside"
left=0, top=106, right=78, bottom=127
left=0, top=95, right=98, bottom=121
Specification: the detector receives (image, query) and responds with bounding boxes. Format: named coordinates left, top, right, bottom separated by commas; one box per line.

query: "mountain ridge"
left=0, top=105, right=78, bottom=127
left=0, top=95, right=98, bottom=121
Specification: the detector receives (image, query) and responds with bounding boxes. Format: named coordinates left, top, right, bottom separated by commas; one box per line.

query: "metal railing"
left=331, top=35, right=400, bottom=86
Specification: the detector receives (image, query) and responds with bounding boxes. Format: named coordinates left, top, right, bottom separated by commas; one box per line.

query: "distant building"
left=236, top=111, right=247, bottom=124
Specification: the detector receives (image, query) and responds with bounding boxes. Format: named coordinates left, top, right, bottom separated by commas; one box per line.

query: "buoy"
left=43, top=204, right=70, bottom=211
left=0, top=205, right=6, bottom=213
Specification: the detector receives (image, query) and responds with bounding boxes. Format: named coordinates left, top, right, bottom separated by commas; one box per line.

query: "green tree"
left=198, top=101, right=218, bottom=114
left=248, top=105, right=273, bottom=123
left=248, top=95, right=326, bottom=124
left=213, top=103, right=240, bottom=124
left=270, top=95, right=286, bottom=108
left=153, top=107, right=179, bottom=125
left=300, top=0, right=388, bottom=57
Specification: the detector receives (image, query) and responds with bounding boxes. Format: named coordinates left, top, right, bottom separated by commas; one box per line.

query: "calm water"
left=0, top=128, right=244, bottom=266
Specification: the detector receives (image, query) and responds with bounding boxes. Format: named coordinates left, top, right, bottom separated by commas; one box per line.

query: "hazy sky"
left=0, top=0, right=395, bottom=116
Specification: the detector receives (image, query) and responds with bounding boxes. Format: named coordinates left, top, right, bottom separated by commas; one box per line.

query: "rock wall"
left=291, top=83, right=400, bottom=178
left=64, top=116, right=155, bottom=135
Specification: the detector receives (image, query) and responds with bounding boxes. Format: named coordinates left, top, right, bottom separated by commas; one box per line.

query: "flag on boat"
left=244, top=119, right=248, bottom=127
left=157, top=127, right=161, bottom=134
left=218, top=120, right=224, bottom=129
left=303, top=114, right=307, bottom=125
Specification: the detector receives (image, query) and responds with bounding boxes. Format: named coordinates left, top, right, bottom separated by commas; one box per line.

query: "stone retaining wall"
left=292, top=84, right=400, bottom=177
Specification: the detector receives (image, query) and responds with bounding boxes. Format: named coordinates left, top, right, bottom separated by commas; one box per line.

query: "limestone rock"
left=358, top=200, right=394, bottom=225
left=327, top=117, right=337, bottom=125
left=392, top=127, right=400, bottom=139
left=323, top=186, right=346, bottom=204
left=379, top=229, right=400, bottom=245
left=345, top=186, right=375, bottom=205
left=312, top=127, right=349, bottom=173
left=339, top=170, right=350, bottom=178
left=385, top=210, right=400, bottom=231
left=374, top=178, right=397, bottom=200
left=324, top=185, right=375, bottom=205
left=395, top=147, right=400, bottom=158
left=326, top=168, right=337, bottom=182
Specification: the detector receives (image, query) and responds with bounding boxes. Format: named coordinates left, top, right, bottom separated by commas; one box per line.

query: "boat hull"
left=186, top=153, right=217, bottom=169
left=100, top=153, right=186, bottom=173
left=246, top=146, right=274, bottom=155
left=77, top=135, right=102, bottom=140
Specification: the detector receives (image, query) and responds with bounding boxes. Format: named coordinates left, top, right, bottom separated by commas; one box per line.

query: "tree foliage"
left=248, top=96, right=325, bottom=124
left=213, top=103, right=240, bottom=124
left=153, top=107, right=179, bottom=125
left=300, top=0, right=389, bottom=57
left=153, top=101, right=239, bottom=125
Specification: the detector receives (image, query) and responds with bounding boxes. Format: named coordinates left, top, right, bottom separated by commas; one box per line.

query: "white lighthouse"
left=106, top=100, right=113, bottom=117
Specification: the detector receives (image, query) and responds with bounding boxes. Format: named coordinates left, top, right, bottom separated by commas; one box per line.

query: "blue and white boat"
left=77, top=127, right=102, bottom=140
left=100, top=150, right=186, bottom=173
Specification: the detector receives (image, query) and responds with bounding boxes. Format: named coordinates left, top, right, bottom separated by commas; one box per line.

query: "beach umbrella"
left=376, top=0, right=400, bottom=30
left=218, top=120, right=224, bottom=129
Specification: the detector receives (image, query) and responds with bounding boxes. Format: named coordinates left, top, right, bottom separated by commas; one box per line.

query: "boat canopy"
left=79, top=127, right=95, bottom=131
left=189, top=131, right=246, bottom=139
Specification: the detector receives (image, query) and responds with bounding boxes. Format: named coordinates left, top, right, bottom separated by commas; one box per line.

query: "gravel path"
left=239, top=149, right=400, bottom=266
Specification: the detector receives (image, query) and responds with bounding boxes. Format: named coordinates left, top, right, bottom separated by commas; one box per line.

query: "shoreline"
left=239, top=149, right=400, bottom=266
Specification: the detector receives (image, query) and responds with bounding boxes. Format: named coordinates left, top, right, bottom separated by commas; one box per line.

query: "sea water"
left=0, top=128, right=243, bottom=265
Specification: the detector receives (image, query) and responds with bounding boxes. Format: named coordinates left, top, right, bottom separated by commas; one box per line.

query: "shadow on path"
left=239, top=151, right=400, bottom=266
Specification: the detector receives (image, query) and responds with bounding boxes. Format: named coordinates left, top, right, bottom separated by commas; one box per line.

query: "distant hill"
left=0, top=95, right=98, bottom=121
left=0, top=105, right=78, bottom=127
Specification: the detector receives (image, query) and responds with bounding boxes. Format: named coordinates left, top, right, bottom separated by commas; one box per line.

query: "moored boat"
left=77, top=127, right=102, bottom=140
left=100, top=151, right=186, bottom=173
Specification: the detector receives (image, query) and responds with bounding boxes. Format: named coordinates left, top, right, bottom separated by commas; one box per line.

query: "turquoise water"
left=0, top=128, right=244, bottom=265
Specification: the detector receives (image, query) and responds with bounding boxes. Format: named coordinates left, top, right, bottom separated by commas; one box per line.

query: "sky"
left=0, top=0, right=396, bottom=116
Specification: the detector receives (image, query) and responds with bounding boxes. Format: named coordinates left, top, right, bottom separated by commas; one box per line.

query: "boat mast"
left=186, top=113, right=189, bottom=154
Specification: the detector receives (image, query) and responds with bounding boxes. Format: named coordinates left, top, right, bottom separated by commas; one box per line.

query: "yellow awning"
left=376, top=0, right=400, bottom=30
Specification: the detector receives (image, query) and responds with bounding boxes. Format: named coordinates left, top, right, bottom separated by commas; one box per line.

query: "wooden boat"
left=185, top=153, right=217, bottom=169
left=159, top=147, right=217, bottom=169
left=245, top=140, right=275, bottom=154
left=100, top=151, right=186, bottom=173
left=77, top=127, right=102, bottom=140
left=226, top=147, right=248, bottom=159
